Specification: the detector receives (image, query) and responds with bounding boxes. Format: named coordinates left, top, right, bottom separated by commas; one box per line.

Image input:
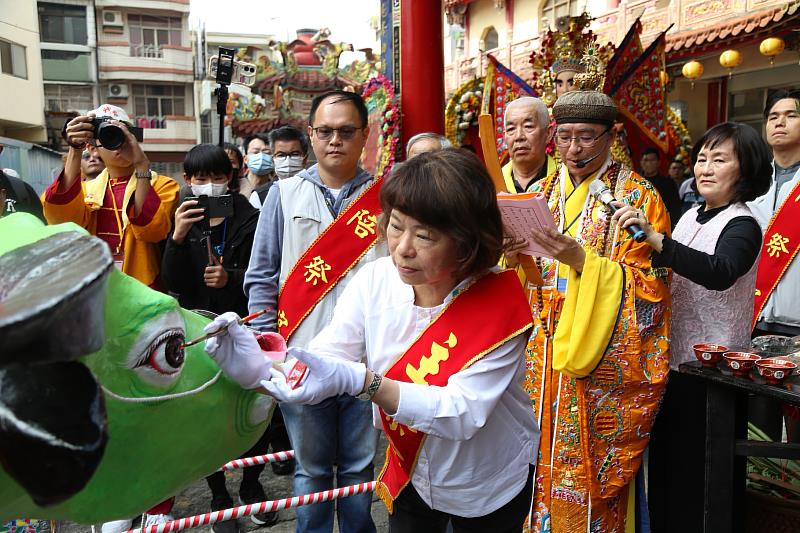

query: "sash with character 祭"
left=277, top=179, right=382, bottom=341
left=752, top=178, right=800, bottom=330
left=374, top=270, right=533, bottom=513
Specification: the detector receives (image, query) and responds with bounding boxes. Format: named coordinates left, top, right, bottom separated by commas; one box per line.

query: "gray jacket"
left=244, top=164, right=386, bottom=347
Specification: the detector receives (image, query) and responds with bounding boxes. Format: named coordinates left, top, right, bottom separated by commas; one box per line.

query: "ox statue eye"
left=135, top=329, right=185, bottom=375
left=127, top=310, right=187, bottom=387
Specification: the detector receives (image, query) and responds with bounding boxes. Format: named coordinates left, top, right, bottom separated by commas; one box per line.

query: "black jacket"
left=1, top=170, right=45, bottom=222
left=161, top=193, right=260, bottom=316
left=646, top=174, right=682, bottom=228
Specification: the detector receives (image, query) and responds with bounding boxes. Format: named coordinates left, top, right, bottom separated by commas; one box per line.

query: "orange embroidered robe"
left=525, top=161, right=671, bottom=533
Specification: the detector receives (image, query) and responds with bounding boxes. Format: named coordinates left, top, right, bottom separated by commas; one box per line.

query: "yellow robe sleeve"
left=551, top=249, right=624, bottom=377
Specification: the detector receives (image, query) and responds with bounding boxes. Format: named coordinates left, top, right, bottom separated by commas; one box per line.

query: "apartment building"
left=0, top=0, right=47, bottom=143
left=95, top=0, right=195, bottom=177
left=38, top=0, right=99, bottom=150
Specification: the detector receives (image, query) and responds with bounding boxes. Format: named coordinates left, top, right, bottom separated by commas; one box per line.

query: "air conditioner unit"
left=108, top=83, right=129, bottom=99
left=102, top=10, right=124, bottom=29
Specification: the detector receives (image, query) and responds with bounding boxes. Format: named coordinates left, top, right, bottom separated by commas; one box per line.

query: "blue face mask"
left=247, top=153, right=274, bottom=176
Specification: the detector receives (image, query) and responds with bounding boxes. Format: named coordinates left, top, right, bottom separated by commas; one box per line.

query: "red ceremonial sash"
left=752, top=178, right=800, bottom=330
left=374, top=270, right=533, bottom=513
left=278, top=178, right=382, bottom=341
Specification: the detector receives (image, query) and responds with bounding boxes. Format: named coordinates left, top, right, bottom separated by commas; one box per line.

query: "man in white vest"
left=749, top=88, right=800, bottom=337
left=748, top=88, right=800, bottom=442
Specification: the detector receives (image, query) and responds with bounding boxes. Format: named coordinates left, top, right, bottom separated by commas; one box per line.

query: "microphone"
left=575, top=152, right=602, bottom=169
left=588, top=180, right=647, bottom=242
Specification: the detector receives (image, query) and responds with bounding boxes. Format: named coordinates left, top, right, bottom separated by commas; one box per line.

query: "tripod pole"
left=215, top=84, right=229, bottom=148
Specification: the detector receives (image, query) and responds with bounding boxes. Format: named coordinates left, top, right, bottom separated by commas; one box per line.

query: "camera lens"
left=96, top=122, right=126, bottom=150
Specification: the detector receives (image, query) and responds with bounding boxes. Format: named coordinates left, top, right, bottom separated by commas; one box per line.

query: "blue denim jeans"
left=281, top=394, right=378, bottom=533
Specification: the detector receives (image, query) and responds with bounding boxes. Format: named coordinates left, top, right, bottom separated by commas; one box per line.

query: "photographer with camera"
left=160, top=144, right=276, bottom=531
left=42, top=104, right=180, bottom=288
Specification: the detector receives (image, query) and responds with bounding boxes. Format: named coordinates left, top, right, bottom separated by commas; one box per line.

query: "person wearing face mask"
left=162, top=144, right=260, bottom=316
left=242, top=133, right=275, bottom=209
left=268, top=125, right=309, bottom=179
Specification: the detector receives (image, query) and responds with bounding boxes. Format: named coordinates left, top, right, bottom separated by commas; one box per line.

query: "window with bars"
left=0, top=39, right=27, bottom=79
left=480, top=26, right=499, bottom=52
left=132, top=84, right=185, bottom=128
left=128, top=14, right=182, bottom=58
left=541, top=0, right=582, bottom=29
left=38, top=2, right=88, bottom=45
left=151, top=161, right=184, bottom=179
left=44, top=84, right=94, bottom=112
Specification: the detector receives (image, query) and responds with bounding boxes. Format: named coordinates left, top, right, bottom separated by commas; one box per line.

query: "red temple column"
left=400, top=0, right=445, bottom=153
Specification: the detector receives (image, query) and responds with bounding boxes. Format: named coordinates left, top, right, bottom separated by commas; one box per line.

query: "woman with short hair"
left=206, top=149, right=539, bottom=533
left=612, top=122, right=772, bottom=532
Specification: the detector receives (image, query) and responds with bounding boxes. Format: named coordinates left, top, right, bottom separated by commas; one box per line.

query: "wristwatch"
left=356, top=371, right=382, bottom=401
left=135, top=168, right=151, bottom=179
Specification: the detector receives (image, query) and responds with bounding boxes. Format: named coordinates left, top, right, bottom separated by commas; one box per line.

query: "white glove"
left=204, top=312, right=272, bottom=389
left=261, top=347, right=366, bottom=405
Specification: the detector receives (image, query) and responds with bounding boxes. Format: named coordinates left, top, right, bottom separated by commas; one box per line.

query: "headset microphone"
left=588, top=180, right=647, bottom=242
left=574, top=152, right=602, bottom=169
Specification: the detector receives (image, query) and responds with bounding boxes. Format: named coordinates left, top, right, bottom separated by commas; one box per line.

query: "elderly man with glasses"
left=501, top=96, right=556, bottom=193
left=244, top=89, right=386, bottom=533
left=507, top=79, right=671, bottom=532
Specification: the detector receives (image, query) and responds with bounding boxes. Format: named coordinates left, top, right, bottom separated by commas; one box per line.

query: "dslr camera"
left=90, top=117, right=144, bottom=150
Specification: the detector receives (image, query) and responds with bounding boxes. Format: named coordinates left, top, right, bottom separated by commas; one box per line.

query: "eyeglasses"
left=554, top=125, right=612, bottom=148
left=312, top=126, right=363, bottom=141
left=274, top=152, right=304, bottom=160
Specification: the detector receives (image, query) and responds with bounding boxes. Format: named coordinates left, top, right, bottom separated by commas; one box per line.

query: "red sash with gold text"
left=752, top=178, right=800, bottom=330
left=375, top=270, right=533, bottom=513
left=278, top=179, right=382, bottom=340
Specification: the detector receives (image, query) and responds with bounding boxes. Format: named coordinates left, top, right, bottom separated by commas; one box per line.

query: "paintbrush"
left=181, top=308, right=271, bottom=349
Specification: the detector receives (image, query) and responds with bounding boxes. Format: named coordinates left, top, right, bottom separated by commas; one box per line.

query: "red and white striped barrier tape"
left=126, top=481, right=377, bottom=533
left=219, top=449, right=295, bottom=471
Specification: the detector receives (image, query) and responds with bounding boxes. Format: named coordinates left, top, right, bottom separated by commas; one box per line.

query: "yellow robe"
left=42, top=169, right=179, bottom=286
left=524, top=160, right=671, bottom=533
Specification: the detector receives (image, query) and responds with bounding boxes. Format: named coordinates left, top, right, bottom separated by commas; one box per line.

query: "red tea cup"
left=755, top=359, right=797, bottom=386
left=693, top=343, right=728, bottom=368
left=723, top=352, right=761, bottom=378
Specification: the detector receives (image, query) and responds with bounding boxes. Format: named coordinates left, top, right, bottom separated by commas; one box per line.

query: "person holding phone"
left=162, top=143, right=259, bottom=316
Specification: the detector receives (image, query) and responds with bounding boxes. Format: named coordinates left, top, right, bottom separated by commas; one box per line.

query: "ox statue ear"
left=0, top=229, right=111, bottom=506
left=0, top=230, right=111, bottom=365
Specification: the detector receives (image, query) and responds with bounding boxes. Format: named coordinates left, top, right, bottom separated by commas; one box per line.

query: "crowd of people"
left=1, top=80, right=799, bottom=533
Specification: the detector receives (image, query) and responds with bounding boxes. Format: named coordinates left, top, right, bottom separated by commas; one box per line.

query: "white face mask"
left=191, top=183, right=228, bottom=197
left=274, top=155, right=305, bottom=179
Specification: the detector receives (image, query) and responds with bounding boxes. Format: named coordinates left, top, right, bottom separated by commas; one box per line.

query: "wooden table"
left=678, top=361, right=800, bottom=532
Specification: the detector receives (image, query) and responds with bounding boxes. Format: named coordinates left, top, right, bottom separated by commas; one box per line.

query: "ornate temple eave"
left=666, top=1, right=799, bottom=62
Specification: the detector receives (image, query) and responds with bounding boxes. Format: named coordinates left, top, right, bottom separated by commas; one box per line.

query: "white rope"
left=101, top=371, right=223, bottom=403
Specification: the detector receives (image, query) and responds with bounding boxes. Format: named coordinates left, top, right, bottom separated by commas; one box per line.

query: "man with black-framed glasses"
left=245, top=89, right=385, bottom=533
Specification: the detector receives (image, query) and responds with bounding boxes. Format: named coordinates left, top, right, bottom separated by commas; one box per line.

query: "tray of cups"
left=693, top=343, right=798, bottom=387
